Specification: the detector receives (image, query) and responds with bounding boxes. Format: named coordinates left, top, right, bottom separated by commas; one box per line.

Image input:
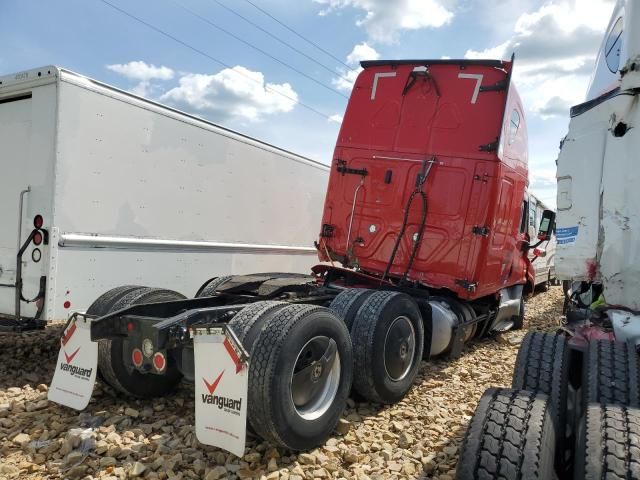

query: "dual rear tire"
left=230, top=302, right=353, bottom=450
left=87, top=286, right=187, bottom=398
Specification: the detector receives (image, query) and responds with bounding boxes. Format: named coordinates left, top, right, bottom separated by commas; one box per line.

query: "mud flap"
left=193, top=327, right=249, bottom=458
left=48, top=316, right=98, bottom=410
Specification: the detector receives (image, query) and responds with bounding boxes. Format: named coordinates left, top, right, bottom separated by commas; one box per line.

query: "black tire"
left=456, top=388, right=556, bottom=480
left=512, top=332, right=569, bottom=428
left=86, top=285, right=144, bottom=317
left=248, top=304, right=353, bottom=451
left=92, top=287, right=187, bottom=398
left=195, top=276, right=233, bottom=298
left=228, top=301, right=288, bottom=353
left=511, top=295, right=525, bottom=330
left=351, top=291, right=424, bottom=404
left=329, top=288, right=374, bottom=330
left=512, top=332, right=569, bottom=470
left=586, top=339, right=640, bottom=407
left=574, top=404, right=640, bottom=480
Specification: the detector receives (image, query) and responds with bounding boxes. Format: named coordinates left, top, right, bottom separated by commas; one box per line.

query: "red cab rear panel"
left=318, top=59, right=529, bottom=300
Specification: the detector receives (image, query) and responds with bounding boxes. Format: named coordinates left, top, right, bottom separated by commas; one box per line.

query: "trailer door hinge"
left=472, top=225, right=490, bottom=236
left=336, top=159, right=368, bottom=177
left=455, top=279, right=478, bottom=292
left=479, top=80, right=507, bottom=93
left=479, top=138, right=499, bottom=152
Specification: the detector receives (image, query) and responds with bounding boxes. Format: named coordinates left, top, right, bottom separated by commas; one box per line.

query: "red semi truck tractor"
left=49, top=58, right=553, bottom=456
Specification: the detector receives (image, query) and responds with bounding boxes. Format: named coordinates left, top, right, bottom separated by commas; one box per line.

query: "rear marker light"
left=127, top=322, right=135, bottom=332
left=132, top=349, right=143, bottom=367
left=32, top=248, right=42, bottom=263
left=33, top=215, right=44, bottom=229
left=63, top=301, right=71, bottom=309
left=33, top=231, right=43, bottom=246
left=153, top=352, right=166, bottom=372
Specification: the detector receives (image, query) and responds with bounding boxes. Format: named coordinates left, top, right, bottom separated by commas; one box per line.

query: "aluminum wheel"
left=384, top=315, right=416, bottom=381
left=290, top=335, right=341, bottom=420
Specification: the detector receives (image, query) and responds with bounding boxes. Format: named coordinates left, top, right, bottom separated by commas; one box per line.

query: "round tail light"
left=132, top=349, right=144, bottom=368
left=152, top=352, right=166, bottom=372
left=33, top=215, right=44, bottom=229
left=33, top=231, right=43, bottom=246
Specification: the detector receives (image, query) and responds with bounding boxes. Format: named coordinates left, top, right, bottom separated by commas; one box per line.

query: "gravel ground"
left=0, top=287, right=564, bottom=480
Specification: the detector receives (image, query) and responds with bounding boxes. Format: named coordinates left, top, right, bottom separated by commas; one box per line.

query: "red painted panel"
left=319, top=60, right=530, bottom=300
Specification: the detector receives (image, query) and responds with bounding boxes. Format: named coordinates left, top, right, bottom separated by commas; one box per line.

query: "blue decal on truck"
left=557, top=226, right=579, bottom=245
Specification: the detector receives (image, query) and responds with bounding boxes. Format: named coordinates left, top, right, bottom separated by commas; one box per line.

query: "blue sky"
left=1, top=0, right=616, bottom=207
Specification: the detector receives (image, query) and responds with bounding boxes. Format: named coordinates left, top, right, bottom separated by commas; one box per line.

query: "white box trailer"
left=0, top=66, right=328, bottom=330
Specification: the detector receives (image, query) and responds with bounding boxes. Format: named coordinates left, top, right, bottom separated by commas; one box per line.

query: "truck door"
left=0, top=94, right=39, bottom=319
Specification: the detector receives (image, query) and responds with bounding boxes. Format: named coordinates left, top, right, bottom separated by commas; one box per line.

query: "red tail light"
left=153, top=352, right=166, bottom=372
left=132, top=349, right=143, bottom=367
left=33, top=215, right=44, bottom=229
left=33, top=231, right=43, bottom=246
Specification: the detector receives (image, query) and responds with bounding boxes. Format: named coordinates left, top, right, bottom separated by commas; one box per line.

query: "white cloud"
left=333, top=42, right=380, bottom=92
left=329, top=114, right=344, bottom=124
left=107, top=61, right=174, bottom=81
left=314, top=0, right=454, bottom=43
left=465, top=1, right=613, bottom=118
left=161, top=66, right=298, bottom=122
left=346, top=42, right=380, bottom=65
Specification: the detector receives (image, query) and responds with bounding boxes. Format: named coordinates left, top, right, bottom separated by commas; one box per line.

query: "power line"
left=96, top=0, right=335, bottom=120
left=241, top=0, right=355, bottom=72
left=209, top=0, right=353, bottom=83
left=168, top=0, right=348, bottom=99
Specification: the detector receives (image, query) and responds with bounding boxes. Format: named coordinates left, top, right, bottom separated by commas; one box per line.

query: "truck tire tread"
left=351, top=291, right=424, bottom=404
left=329, top=288, right=374, bottom=330
left=587, top=339, right=640, bottom=407
left=456, top=388, right=556, bottom=480
left=228, top=301, right=288, bottom=352
left=86, top=285, right=143, bottom=317
left=512, top=331, right=569, bottom=429
left=196, top=276, right=233, bottom=298
left=575, top=404, right=640, bottom=480
left=248, top=303, right=353, bottom=450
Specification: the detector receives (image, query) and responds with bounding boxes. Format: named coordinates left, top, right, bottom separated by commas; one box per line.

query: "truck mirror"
left=538, top=209, right=556, bottom=240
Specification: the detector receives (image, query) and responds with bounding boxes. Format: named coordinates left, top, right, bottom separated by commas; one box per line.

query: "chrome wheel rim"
left=384, top=316, right=416, bottom=381
left=290, top=335, right=341, bottom=420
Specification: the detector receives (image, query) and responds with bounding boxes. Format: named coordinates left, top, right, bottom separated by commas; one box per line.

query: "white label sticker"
left=194, top=333, right=248, bottom=458
left=48, top=318, right=98, bottom=410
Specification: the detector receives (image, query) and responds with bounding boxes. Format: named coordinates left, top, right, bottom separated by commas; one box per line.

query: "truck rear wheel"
left=512, top=332, right=569, bottom=430
left=228, top=301, right=288, bottom=353
left=329, top=288, right=374, bottom=330
left=89, top=286, right=187, bottom=398
left=586, top=340, right=640, bottom=407
left=456, top=388, right=556, bottom=480
left=512, top=331, right=569, bottom=471
left=195, top=276, right=232, bottom=297
left=86, top=285, right=142, bottom=316
left=351, top=291, right=424, bottom=404
left=574, top=404, right=640, bottom=480
left=247, top=304, right=353, bottom=451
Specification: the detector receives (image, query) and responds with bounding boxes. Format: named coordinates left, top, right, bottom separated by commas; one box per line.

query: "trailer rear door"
left=0, top=94, right=33, bottom=315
